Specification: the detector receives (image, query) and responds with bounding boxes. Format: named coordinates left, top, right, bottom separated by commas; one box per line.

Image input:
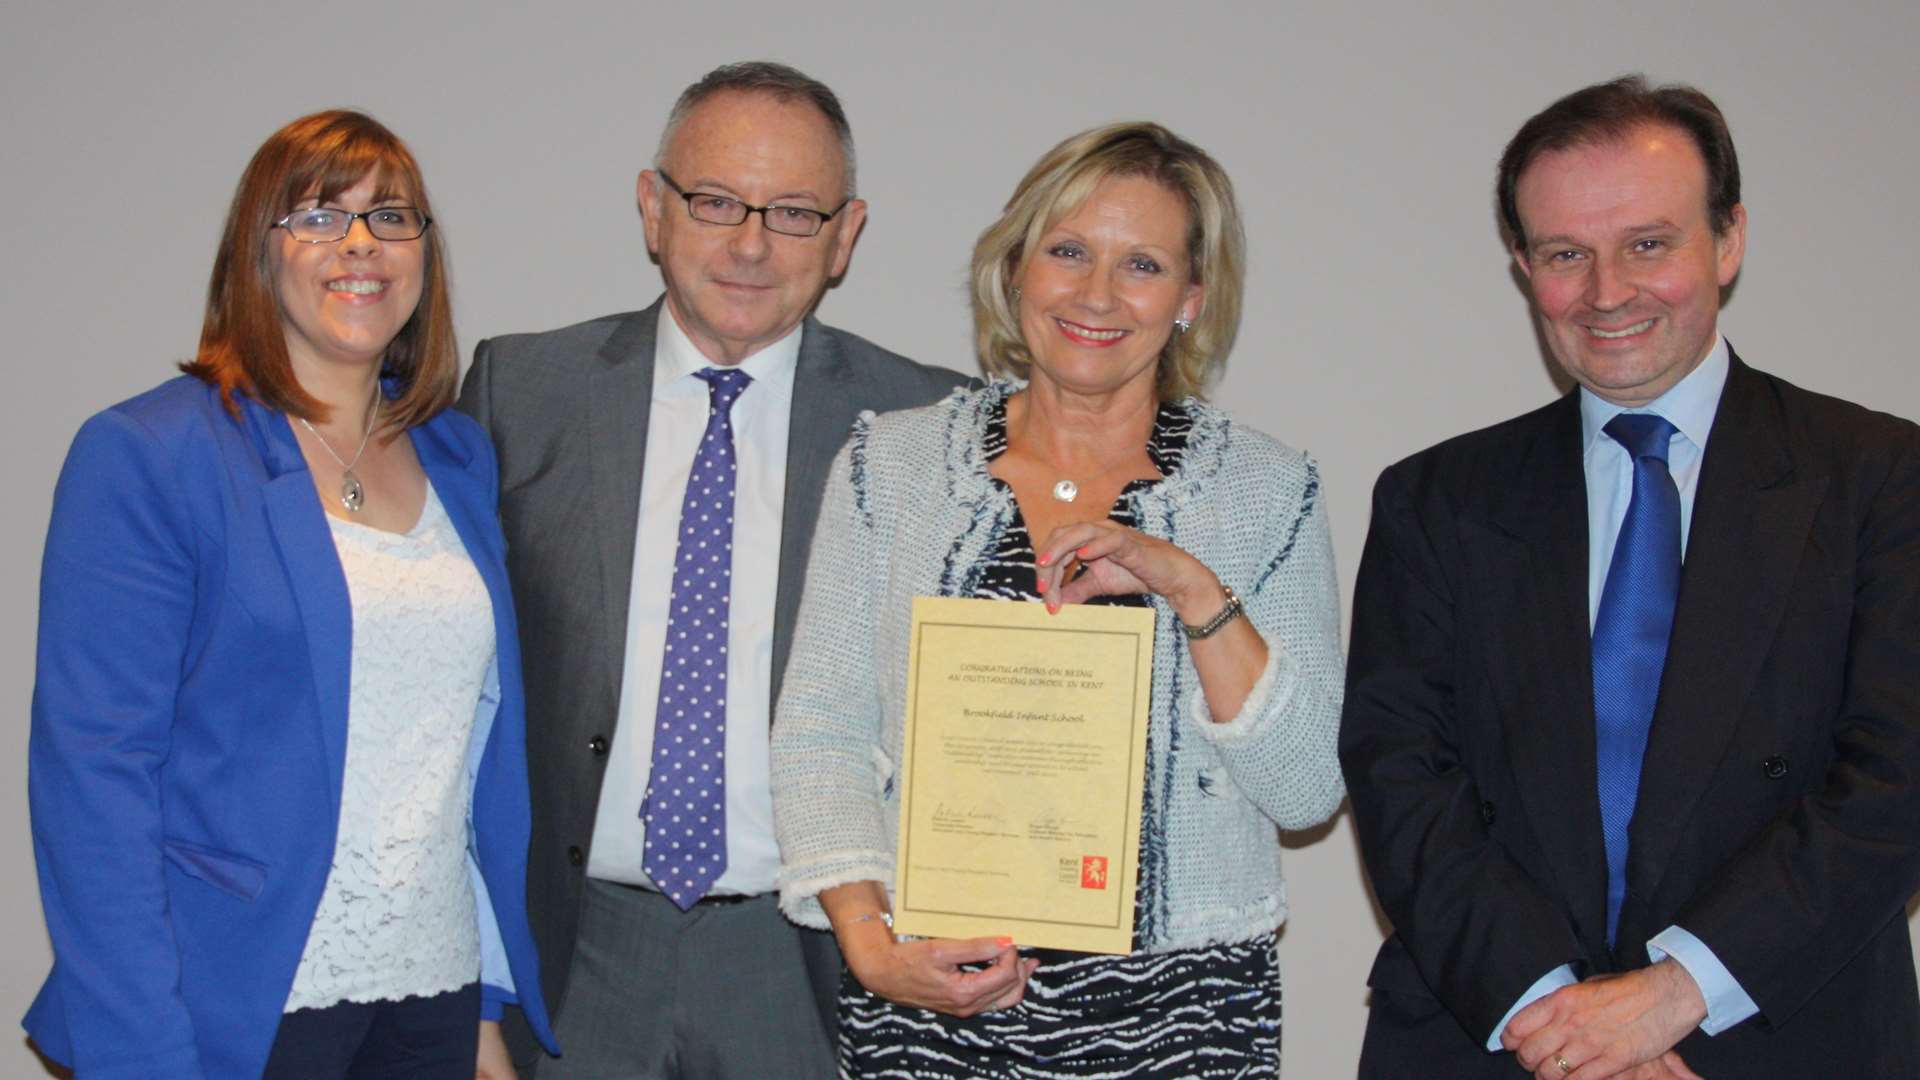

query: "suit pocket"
left=163, top=837, right=268, bottom=901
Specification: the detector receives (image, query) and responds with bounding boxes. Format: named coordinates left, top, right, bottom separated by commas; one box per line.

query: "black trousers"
left=262, top=983, right=480, bottom=1080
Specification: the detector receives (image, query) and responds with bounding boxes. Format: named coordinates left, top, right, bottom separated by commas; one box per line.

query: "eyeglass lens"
left=282, top=207, right=429, bottom=242
left=684, top=195, right=826, bottom=236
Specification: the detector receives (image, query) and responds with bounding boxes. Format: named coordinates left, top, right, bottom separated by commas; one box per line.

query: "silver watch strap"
left=1180, top=584, right=1244, bottom=640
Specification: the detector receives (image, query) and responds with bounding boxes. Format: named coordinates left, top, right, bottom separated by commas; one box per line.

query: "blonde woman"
left=772, top=122, right=1346, bottom=1077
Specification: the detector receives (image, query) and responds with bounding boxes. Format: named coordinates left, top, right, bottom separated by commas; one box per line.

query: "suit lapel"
left=771, top=319, right=858, bottom=715
left=411, top=414, right=492, bottom=563
left=1622, top=355, right=1827, bottom=930
left=1461, top=393, right=1613, bottom=948
left=251, top=402, right=354, bottom=816
left=586, top=304, right=662, bottom=712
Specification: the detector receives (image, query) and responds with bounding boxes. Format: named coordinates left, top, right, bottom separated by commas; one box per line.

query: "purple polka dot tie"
left=642, top=366, right=750, bottom=909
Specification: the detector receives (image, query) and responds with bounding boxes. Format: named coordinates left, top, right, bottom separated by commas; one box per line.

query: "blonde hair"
left=970, top=122, right=1245, bottom=401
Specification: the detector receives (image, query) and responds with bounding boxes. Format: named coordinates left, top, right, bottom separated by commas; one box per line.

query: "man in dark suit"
left=1341, top=75, right=1920, bottom=1079
left=460, top=62, right=966, bottom=1077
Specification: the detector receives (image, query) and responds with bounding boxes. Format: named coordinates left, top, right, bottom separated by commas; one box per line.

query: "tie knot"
left=695, top=366, right=752, bottom=409
left=1604, top=413, right=1678, bottom=463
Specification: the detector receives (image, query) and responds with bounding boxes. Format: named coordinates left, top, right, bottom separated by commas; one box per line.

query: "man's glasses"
left=658, top=170, right=849, bottom=238
left=275, top=206, right=433, bottom=244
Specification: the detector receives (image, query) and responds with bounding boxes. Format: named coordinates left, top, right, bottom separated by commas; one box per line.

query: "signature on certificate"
left=929, top=801, right=1008, bottom=835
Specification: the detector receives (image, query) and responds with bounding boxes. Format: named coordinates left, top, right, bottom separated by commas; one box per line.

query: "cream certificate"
left=892, top=596, right=1154, bottom=954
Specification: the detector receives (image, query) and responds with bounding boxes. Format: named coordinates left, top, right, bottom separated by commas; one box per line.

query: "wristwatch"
left=1180, top=585, right=1244, bottom=640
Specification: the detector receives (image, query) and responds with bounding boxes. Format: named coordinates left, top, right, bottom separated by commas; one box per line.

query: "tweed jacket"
left=772, top=383, right=1347, bottom=951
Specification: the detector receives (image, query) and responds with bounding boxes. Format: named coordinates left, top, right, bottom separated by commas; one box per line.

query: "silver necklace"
left=1011, top=403, right=1149, bottom=502
left=1042, top=452, right=1140, bottom=503
left=297, top=390, right=380, bottom=513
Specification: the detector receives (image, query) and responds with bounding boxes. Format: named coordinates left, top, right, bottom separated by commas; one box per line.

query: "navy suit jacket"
left=24, top=377, right=558, bottom=1078
left=1341, top=355, right=1920, bottom=1076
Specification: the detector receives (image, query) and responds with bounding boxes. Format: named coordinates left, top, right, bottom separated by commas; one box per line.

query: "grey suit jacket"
left=458, top=299, right=970, bottom=1062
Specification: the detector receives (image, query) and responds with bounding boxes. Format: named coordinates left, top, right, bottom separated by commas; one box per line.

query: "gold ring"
left=1556, top=1056, right=1573, bottom=1075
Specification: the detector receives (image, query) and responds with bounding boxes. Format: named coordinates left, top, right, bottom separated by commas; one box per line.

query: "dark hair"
left=181, top=109, right=456, bottom=433
left=1497, top=75, right=1740, bottom=249
left=655, top=60, right=857, bottom=197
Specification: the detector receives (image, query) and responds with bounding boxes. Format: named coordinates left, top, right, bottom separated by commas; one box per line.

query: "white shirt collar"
left=1580, top=335, right=1730, bottom=454
left=655, top=302, right=802, bottom=392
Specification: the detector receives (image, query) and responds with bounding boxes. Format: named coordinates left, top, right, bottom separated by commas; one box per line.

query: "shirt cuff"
left=1486, top=964, right=1578, bottom=1051
left=1647, top=925, right=1759, bottom=1035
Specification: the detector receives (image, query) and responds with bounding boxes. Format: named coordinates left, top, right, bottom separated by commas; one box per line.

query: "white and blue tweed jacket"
left=772, top=382, right=1346, bottom=952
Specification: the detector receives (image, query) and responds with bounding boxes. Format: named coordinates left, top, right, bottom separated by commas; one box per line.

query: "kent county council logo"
left=1080, top=855, right=1108, bottom=890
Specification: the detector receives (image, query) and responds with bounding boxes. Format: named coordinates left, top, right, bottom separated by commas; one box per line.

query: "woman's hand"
left=1034, top=520, right=1218, bottom=624
left=820, top=880, right=1039, bottom=1017
left=845, top=934, right=1040, bottom=1017
left=1034, top=520, right=1268, bottom=724
left=476, top=1020, right=518, bottom=1080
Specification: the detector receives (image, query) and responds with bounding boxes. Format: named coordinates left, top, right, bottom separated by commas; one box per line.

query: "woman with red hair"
left=25, top=111, right=555, bottom=1078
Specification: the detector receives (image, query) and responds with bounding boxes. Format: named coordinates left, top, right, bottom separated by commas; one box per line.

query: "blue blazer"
left=24, top=377, right=558, bottom=1078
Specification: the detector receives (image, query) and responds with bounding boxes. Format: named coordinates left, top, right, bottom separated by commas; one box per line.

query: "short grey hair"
left=654, top=60, right=857, bottom=198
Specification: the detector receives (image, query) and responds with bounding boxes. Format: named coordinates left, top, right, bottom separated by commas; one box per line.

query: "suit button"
left=588, top=734, right=609, bottom=755
left=1762, top=756, right=1789, bottom=780
left=567, top=845, right=586, bottom=867
left=1480, top=801, right=1496, bottom=825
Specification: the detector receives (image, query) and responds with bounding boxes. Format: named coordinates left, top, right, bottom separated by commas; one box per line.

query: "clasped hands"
left=1502, top=960, right=1708, bottom=1080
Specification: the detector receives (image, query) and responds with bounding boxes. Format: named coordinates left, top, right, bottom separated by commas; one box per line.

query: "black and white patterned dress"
left=838, top=398, right=1281, bottom=1079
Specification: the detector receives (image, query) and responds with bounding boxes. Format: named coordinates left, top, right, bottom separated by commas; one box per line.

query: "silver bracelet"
left=1180, top=585, right=1244, bottom=640
left=851, top=910, right=894, bottom=929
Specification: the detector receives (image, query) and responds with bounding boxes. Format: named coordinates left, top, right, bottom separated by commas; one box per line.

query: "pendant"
left=1051, top=479, right=1078, bottom=503
left=340, top=469, right=366, bottom=513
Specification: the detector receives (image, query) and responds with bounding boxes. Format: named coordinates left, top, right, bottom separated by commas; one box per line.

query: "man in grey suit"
left=459, top=61, right=967, bottom=1077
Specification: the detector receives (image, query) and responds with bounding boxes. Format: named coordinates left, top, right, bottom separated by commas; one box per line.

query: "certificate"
left=892, top=596, right=1154, bottom=954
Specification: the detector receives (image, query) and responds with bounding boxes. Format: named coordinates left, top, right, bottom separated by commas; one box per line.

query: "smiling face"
left=1512, top=124, right=1746, bottom=407
left=269, top=172, right=425, bottom=382
left=638, top=90, right=866, bottom=365
left=1014, top=176, right=1202, bottom=400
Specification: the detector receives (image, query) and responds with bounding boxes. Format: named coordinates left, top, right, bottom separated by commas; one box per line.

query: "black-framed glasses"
left=275, top=206, right=433, bottom=243
left=658, top=170, right=849, bottom=238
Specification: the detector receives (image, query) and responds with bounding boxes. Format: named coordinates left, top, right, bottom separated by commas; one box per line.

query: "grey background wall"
left=5, top=1, right=1916, bottom=1074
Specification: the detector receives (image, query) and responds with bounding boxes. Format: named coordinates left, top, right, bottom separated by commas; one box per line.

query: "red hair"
left=181, top=110, right=456, bottom=432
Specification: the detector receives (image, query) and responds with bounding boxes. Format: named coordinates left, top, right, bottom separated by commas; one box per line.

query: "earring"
left=1011, top=287, right=1022, bottom=302
left=1174, top=316, right=1192, bottom=334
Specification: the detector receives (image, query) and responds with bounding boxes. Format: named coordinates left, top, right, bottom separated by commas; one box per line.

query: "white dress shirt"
left=586, top=308, right=796, bottom=895
left=1489, top=337, right=1760, bottom=1048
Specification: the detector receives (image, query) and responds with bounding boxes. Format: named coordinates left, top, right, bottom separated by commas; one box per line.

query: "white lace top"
left=285, top=484, right=494, bottom=1010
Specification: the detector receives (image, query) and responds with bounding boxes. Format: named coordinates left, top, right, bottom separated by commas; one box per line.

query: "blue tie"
left=642, top=367, right=751, bottom=909
left=1592, top=413, right=1681, bottom=945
